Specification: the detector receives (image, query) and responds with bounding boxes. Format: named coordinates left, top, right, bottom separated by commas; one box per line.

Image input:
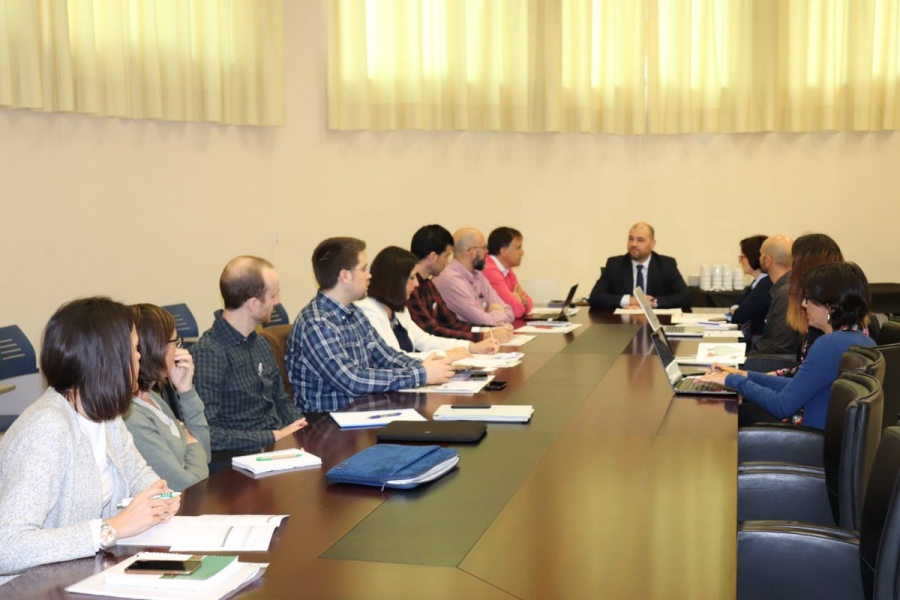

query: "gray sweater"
left=0, top=388, right=158, bottom=585
left=124, top=388, right=211, bottom=493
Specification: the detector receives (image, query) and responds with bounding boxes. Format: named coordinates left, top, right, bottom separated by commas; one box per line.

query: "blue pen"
left=367, top=412, right=402, bottom=420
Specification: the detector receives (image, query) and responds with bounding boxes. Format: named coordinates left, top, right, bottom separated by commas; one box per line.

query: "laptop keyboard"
left=678, top=378, right=724, bottom=392
left=664, top=326, right=690, bottom=334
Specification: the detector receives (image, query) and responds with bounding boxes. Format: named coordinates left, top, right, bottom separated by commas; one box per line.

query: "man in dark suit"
left=589, top=222, right=691, bottom=310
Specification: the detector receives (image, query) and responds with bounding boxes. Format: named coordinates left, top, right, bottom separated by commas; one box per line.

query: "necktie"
left=636, top=265, right=645, bottom=293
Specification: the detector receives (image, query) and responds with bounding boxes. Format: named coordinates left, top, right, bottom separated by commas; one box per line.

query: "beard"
left=473, top=257, right=486, bottom=271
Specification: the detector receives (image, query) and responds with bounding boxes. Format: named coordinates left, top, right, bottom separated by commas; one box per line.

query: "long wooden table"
left=4, top=310, right=737, bottom=599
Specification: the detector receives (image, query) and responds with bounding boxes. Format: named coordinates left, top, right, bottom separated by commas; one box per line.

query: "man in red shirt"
left=483, top=227, right=534, bottom=319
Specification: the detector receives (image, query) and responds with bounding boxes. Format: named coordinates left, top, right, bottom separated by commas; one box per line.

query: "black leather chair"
left=737, top=371, right=883, bottom=530
left=738, top=346, right=885, bottom=467
left=738, top=426, right=900, bottom=600
left=877, top=318, right=900, bottom=345
left=876, top=343, right=900, bottom=428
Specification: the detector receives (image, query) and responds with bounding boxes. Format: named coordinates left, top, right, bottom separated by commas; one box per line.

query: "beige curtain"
left=327, top=0, right=647, bottom=133
left=0, top=0, right=284, bottom=126
left=329, top=0, right=900, bottom=134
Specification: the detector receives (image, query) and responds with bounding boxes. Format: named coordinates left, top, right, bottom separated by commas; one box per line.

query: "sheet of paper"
left=615, top=308, right=682, bottom=315
left=515, top=323, right=582, bottom=334
left=399, top=376, right=493, bottom=395
left=118, top=515, right=287, bottom=552
left=670, top=313, right=728, bottom=323
left=526, top=307, right=580, bottom=317
left=500, top=334, right=536, bottom=346
left=453, top=352, right=524, bottom=369
left=329, top=408, right=425, bottom=429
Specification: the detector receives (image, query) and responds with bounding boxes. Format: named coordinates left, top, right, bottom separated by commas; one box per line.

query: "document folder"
left=326, top=444, right=459, bottom=490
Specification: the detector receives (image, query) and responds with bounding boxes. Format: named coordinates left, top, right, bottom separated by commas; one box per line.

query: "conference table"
left=5, top=309, right=738, bottom=599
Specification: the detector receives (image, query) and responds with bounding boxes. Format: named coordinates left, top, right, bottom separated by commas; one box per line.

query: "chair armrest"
left=738, top=467, right=836, bottom=525
left=738, top=522, right=863, bottom=600
left=738, top=425, right=824, bottom=467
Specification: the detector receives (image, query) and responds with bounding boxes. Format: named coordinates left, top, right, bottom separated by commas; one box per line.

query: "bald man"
left=192, top=256, right=307, bottom=453
left=433, top=228, right=514, bottom=325
left=748, top=235, right=800, bottom=356
left=589, top=222, right=691, bottom=310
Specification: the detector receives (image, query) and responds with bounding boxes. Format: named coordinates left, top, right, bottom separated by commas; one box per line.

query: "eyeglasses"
left=802, top=296, right=822, bottom=307
left=167, top=336, right=184, bottom=349
left=468, top=245, right=488, bottom=253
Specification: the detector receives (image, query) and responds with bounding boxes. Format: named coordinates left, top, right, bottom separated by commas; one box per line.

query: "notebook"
left=634, top=287, right=704, bottom=337
left=329, top=408, right=426, bottom=429
left=433, top=404, right=534, bottom=422
left=376, top=420, right=487, bottom=443
left=523, top=284, right=578, bottom=321
left=649, top=330, right=736, bottom=396
left=231, top=448, right=322, bottom=475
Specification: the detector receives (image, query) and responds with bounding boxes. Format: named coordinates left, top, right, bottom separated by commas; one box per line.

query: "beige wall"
left=2, top=0, right=899, bottom=350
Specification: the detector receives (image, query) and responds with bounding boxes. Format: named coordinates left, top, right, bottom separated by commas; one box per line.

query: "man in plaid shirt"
left=287, top=237, right=456, bottom=413
left=407, top=225, right=513, bottom=344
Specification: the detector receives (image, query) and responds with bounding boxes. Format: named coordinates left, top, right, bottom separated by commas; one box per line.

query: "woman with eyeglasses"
left=729, top=235, right=771, bottom=338
left=0, top=298, right=178, bottom=585
left=700, top=262, right=875, bottom=430
left=124, top=304, right=210, bottom=492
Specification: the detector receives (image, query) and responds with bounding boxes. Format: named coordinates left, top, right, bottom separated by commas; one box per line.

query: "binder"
left=326, top=444, right=459, bottom=490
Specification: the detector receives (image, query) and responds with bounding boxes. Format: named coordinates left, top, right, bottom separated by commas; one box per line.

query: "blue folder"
left=326, top=444, right=459, bottom=490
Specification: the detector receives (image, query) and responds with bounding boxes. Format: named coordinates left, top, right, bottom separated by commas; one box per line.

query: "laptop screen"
left=634, top=287, right=662, bottom=331
left=650, top=330, right=683, bottom=386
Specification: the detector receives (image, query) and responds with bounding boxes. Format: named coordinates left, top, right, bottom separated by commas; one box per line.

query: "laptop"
left=634, top=287, right=704, bottom=337
left=523, top=284, right=578, bottom=322
left=649, top=329, right=735, bottom=396
left=376, top=420, right=487, bottom=443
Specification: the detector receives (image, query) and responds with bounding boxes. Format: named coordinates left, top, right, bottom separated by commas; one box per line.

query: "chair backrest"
left=161, top=303, right=199, bottom=338
left=839, top=346, right=885, bottom=387
left=265, top=304, right=290, bottom=328
left=877, top=319, right=900, bottom=345
left=875, top=343, right=900, bottom=428
left=0, top=325, right=38, bottom=380
left=857, top=427, right=900, bottom=599
left=258, top=324, right=293, bottom=397
left=821, top=371, right=883, bottom=530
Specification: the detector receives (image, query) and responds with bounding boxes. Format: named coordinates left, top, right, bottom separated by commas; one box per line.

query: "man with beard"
left=588, top=222, right=691, bottom=310
left=433, top=228, right=514, bottom=325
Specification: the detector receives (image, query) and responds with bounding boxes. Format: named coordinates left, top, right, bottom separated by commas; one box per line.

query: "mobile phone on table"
left=125, top=559, right=202, bottom=575
left=484, top=380, right=507, bottom=391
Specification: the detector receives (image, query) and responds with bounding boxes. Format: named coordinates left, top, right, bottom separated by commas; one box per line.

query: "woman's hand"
left=708, top=363, right=747, bottom=377
left=169, top=349, right=195, bottom=392
left=469, top=339, right=500, bottom=354
left=108, top=480, right=181, bottom=539
left=697, top=372, right=728, bottom=387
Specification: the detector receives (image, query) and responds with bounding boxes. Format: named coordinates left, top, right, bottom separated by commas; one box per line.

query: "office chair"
left=738, top=426, right=900, bottom=600
left=161, top=303, right=199, bottom=349
left=876, top=343, right=900, bottom=427
left=737, top=371, right=883, bottom=530
left=265, top=303, right=290, bottom=328
left=877, top=318, right=900, bottom=345
left=738, top=346, right=884, bottom=467
left=0, top=325, right=43, bottom=431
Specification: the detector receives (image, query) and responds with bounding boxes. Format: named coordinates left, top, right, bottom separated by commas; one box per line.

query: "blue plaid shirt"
left=287, top=292, right=427, bottom=412
left=193, top=310, right=303, bottom=452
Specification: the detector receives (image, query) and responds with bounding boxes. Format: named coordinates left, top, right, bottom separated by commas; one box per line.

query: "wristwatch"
left=99, top=520, right=118, bottom=550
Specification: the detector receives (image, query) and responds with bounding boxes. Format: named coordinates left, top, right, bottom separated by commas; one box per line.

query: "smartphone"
left=484, top=380, right=507, bottom=391
left=469, top=371, right=489, bottom=379
left=125, top=559, right=202, bottom=575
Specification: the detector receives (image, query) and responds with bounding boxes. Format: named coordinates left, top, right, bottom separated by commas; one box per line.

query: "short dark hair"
left=131, top=304, right=175, bottom=393
left=410, top=225, right=453, bottom=260
left=787, top=234, right=844, bottom=332
left=41, top=297, right=135, bottom=422
left=488, top=227, right=523, bottom=256
left=368, top=246, right=419, bottom=312
left=740, top=235, right=768, bottom=271
left=313, top=237, right=366, bottom=289
left=220, top=256, right=275, bottom=310
left=802, top=262, right=870, bottom=329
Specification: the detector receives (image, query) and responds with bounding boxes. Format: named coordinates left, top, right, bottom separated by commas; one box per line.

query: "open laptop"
left=649, top=329, right=735, bottom=396
left=523, top=284, right=578, bottom=322
left=634, top=287, right=704, bottom=337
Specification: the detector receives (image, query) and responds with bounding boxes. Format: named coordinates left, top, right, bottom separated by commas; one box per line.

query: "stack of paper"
left=329, top=408, right=425, bottom=429
left=433, top=404, right=534, bottom=423
left=500, top=334, right=536, bottom=346
left=232, top=448, right=322, bottom=474
left=453, top=352, right=524, bottom=369
left=66, top=552, right=265, bottom=599
left=118, top=515, right=287, bottom=552
left=400, top=375, right=494, bottom=395
left=677, top=342, right=746, bottom=366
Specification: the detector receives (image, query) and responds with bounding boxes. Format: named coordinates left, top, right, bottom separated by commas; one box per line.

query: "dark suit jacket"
left=588, top=252, right=691, bottom=309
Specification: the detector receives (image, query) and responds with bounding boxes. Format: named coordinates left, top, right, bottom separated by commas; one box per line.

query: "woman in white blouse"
left=0, top=297, right=180, bottom=585
left=357, top=246, right=500, bottom=359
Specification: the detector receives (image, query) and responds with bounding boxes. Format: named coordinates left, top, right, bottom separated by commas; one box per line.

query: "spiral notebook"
left=231, top=448, right=322, bottom=475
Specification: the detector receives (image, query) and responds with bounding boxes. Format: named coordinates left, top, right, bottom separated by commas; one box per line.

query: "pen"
left=367, top=412, right=402, bottom=420
left=117, top=491, right=181, bottom=509
left=489, top=329, right=495, bottom=342
left=257, top=452, right=305, bottom=461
